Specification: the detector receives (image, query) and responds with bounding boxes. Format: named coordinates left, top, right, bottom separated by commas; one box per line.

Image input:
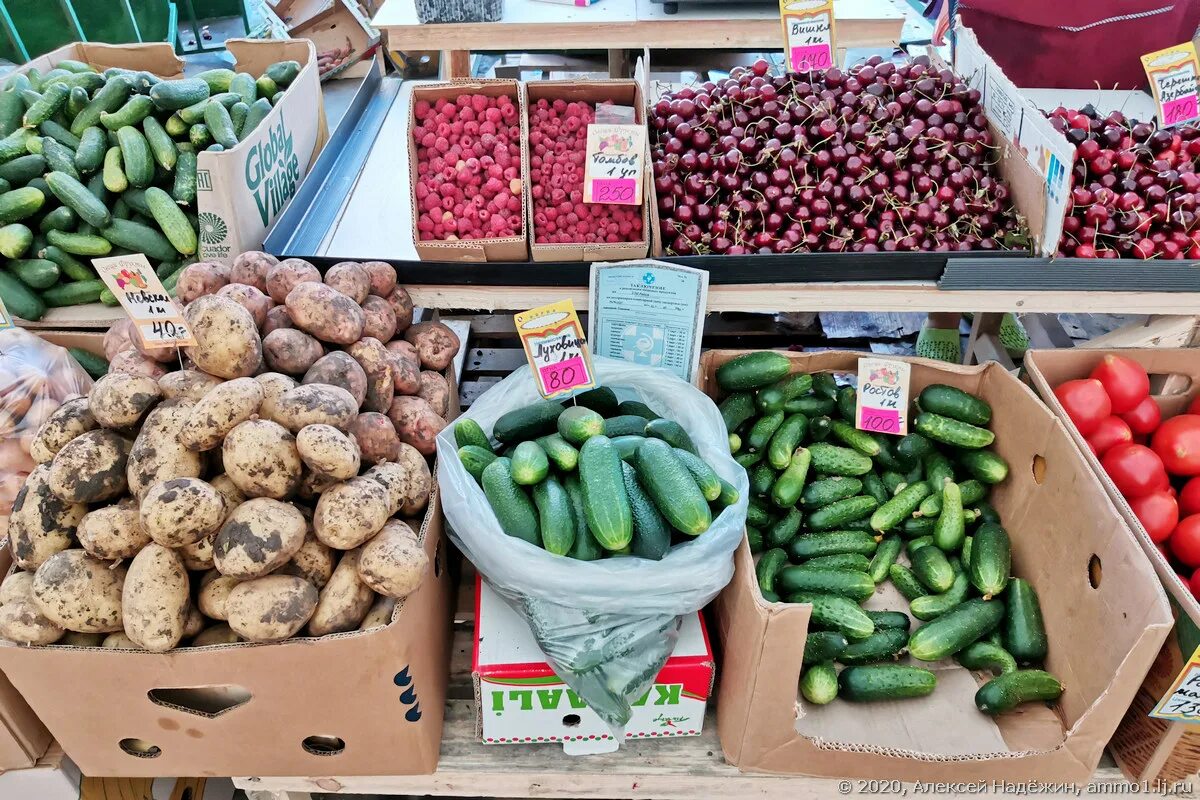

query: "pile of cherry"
left=649, top=55, right=1022, bottom=255
left=1050, top=105, right=1200, bottom=259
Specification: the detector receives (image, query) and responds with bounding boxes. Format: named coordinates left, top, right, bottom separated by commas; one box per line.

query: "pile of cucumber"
left=719, top=351, right=1063, bottom=716
left=454, top=386, right=739, bottom=560
left=0, top=58, right=302, bottom=321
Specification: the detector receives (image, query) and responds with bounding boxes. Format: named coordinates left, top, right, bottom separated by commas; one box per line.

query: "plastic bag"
left=0, top=329, right=94, bottom=518
left=436, top=356, right=748, bottom=732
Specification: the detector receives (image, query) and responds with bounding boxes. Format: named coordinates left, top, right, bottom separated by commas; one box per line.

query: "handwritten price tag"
left=780, top=0, right=836, bottom=74
left=1143, top=43, right=1200, bottom=128
left=855, top=358, right=911, bottom=436
left=514, top=299, right=596, bottom=400
left=1151, top=645, right=1200, bottom=724
left=583, top=123, right=646, bottom=206
left=92, top=253, right=195, bottom=349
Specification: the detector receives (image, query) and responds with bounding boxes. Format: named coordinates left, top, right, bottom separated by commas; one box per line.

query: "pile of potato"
left=0, top=253, right=460, bottom=652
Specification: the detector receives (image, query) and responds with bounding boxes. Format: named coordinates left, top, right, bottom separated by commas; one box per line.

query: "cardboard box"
left=270, top=0, right=382, bottom=81
left=0, top=541, right=51, bottom=771
left=473, top=578, right=713, bottom=753
left=0, top=744, right=236, bottom=800
left=409, top=80, right=529, bottom=262
left=705, top=350, right=1172, bottom=781
left=523, top=80, right=650, bottom=262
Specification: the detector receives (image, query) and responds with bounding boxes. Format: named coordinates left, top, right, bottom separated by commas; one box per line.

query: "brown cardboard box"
left=705, top=350, right=1172, bottom=781
left=0, top=548, right=51, bottom=772
left=409, top=80, right=529, bottom=262
left=1025, top=348, right=1200, bottom=781
left=271, top=0, right=382, bottom=81
left=523, top=80, right=650, bottom=262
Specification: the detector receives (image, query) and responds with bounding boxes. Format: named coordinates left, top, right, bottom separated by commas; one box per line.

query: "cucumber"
left=458, top=444, right=498, bottom=480
left=791, top=592, right=874, bottom=639
left=735, top=451, right=762, bottom=469
left=969, top=523, right=1011, bottom=599
left=961, top=535, right=973, bottom=567
left=0, top=128, right=32, bottom=163
left=612, top=435, right=645, bottom=461
left=0, top=223, right=31, bottom=257
left=240, top=98, right=273, bottom=138
left=0, top=153, right=43, bottom=185
left=533, top=433, right=577, bottom=472
left=808, top=415, right=832, bottom=442
left=229, top=72, right=257, bottom=107
left=957, top=641, right=1017, bottom=675
left=144, top=186, right=196, bottom=255
left=38, top=119, right=79, bottom=150
left=42, top=280, right=104, bottom=306
left=644, top=418, right=698, bottom=455
left=7, top=257, right=57, bottom=289
left=100, top=218, right=177, bottom=263
left=266, top=60, right=302, bottom=86
left=919, top=384, right=992, bottom=426
left=511, top=441, right=549, bottom=485
left=916, top=478, right=985, bottom=518
left=807, top=443, right=873, bottom=476
left=895, top=432, right=935, bottom=467
left=454, top=419, right=490, bottom=450
left=204, top=100, right=239, bottom=149
left=46, top=228, right=110, bottom=256
left=495, top=401, right=564, bottom=443
left=974, top=501, right=1001, bottom=526
left=914, top=412, right=995, bottom=449
left=778, top=566, right=874, bottom=602
left=3, top=73, right=29, bottom=93
left=70, top=76, right=133, bottom=136
left=870, top=481, right=932, bottom=532
left=974, top=670, right=1062, bottom=715
left=621, top=462, right=670, bottom=560
left=230, top=101, right=250, bottom=137
left=907, top=535, right=934, bottom=552
left=807, top=496, right=878, bottom=531
left=750, top=463, right=775, bottom=497
left=910, top=544, right=955, bottom=593
left=811, top=372, right=838, bottom=400
left=602, top=415, right=648, bottom=438
left=150, top=78, right=210, bottom=111
left=99, top=94, right=153, bottom=130
left=757, top=372, right=813, bottom=413
left=99, top=287, right=117, bottom=306
left=868, top=534, right=902, bottom=583
left=45, top=171, right=111, bottom=228
left=673, top=448, right=721, bottom=501
left=188, top=123, right=212, bottom=149
left=172, top=150, right=197, bottom=204
left=556, top=405, right=604, bottom=445
left=908, top=598, right=1005, bottom=661
left=0, top=91, right=22, bottom=136
left=0, top=270, right=44, bottom=320
left=39, top=137, right=78, bottom=180
left=829, top=419, right=880, bottom=457
left=932, top=480, right=965, bottom=551
left=901, top=516, right=935, bottom=539
left=959, top=450, right=1010, bottom=485
left=837, top=628, right=908, bottom=665
left=68, top=86, right=89, bottom=120
left=195, top=68, right=235, bottom=94
left=142, top=116, right=177, bottom=172
left=579, top=436, right=633, bottom=550
left=23, top=135, right=41, bottom=154
left=802, top=477, right=863, bottom=509
left=786, top=395, right=836, bottom=416
left=635, top=438, right=711, bottom=535
left=835, top=386, right=857, bottom=423
left=67, top=347, right=107, bottom=379
left=72, top=127, right=106, bottom=174
left=756, top=547, right=789, bottom=594
left=481, top=458, right=539, bottom=545
left=746, top=411, right=785, bottom=452
left=116, top=127, right=153, bottom=188
left=767, top=413, right=808, bottom=469
left=788, top=531, right=878, bottom=559
left=532, top=476, right=574, bottom=556
left=165, top=112, right=188, bottom=137
left=865, top=610, right=911, bottom=631
left=839, top=665, right=936, bottom=701
left=1004, top=578, right=1048, bottom=664
left=863, top=473, right=891, bottom=506
left=22, top=82, right=69, bottom=128
left=0, top=186, right=43, bottom=222
left=747, top=526, right=765, bottom=553
left=803, top=553, right=872, bottom=572
left=888, top=563, right=928, bottom=601
left=746, top=499, right=771, bottom=531
left=617, top=400, right=659, bottom=420
left=800, top=663, right=839, bottom=705
left=102, top=146, right=127, bottom=193
left=729, top=433, right=741, bottom=453
left=803, top=631, right=848, bottom=665
left=716, top=352, right=793, bottom=391
left=719, top=392, right=756, bottom=433
left=564, top=474, right=602, bottom=561
left=716, top=476, right=740, bottom=508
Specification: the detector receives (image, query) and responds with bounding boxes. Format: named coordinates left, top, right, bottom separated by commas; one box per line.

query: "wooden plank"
left=1083, top=315, right=1200, bottom=349
left=443, top=49, right=471, bottom=78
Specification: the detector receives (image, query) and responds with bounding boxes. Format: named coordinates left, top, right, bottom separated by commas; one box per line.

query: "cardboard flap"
left=226, top=37, right=316, bottom=75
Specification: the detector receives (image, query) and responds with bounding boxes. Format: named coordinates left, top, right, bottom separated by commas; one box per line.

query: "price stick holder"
left=1142, top=43, right=1200, bottom=128
left=583, top=104, right=646, bottom=206
left=854, top=358, right=911, bottom=435
left=1150, top=644, right=1200, bottom=723
left=93, top=253, right=195, bottom=354
left=780, top=0, right=836, bottom=74
left=514, top=299, right=597, bottom=400
left=0, top=294, right=12, bottom=331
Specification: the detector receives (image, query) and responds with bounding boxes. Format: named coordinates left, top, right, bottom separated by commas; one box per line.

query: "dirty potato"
left=280, top=530, right=336, bottom=589
left=262, top=329, right=324, bottom=375
left=140, top=478, right=227, bottom=548
left=405, top=321, right=460, bottom=371
left=302, top=352, right=368, bottom=407
left=359, top=595, right=396, bottom=631
left=229, top=250, right=278, bottom=292
left=0, top=600, right=64, bottom=644
left=89, top=372, right=161, bottom=430
left=358, top=520, right=427, bottom=599
left=213, top=498, right=307, bottom=579
left=263, top=304, right=295, bottom=335
left=417, top=370, right=450, bottom=417
left=313, top=476, right=392, bottom=550
left=296, top=424, right=360, bottom=480
left=127, top=400, right=204, bottom=499
left=217, top=283, right=274, bottom=329
left=103, top=317, right=137, bottom=361
left=77, top=498, right=151, bottom=560
left=307, top=549, right=375, bottom=635
left=362, top=261, right=397, bottom=298
left=122, top=544, right=189, bottom=652
left=296, top=469, right=340, bottom=502
left=183, top=604, right=204, bottom=638
left=385, top=343, right=422, bottom=395
left=101, top=632, right=141, bottom=649
left=132, top=330, right=179, bottom=364
left=159, top=369, right=221, bottom=402
left=30, top=397, right=96, bottom=464
left=31, top=550, right=126, bottom=633
left=227, top=574, right=319, bottom=642
left=366, top=457, right=429, bottom=517
left=349, top=412, right=400, bottom=465
left=256, top=372, right=298, bottom=421
left=209, top=472, right=246, bottom=511
left=285, top=282, right=365, bottom=346
left=265, top=258, right=321, bottom=304
left=8, top=465, right=85, bottom=570
left=191, top=623, right=241, bottom=646
left=346, top=337, right=394, bottom=414
left=109, top=349, right=169, bottom=379
left=198, top=570, right=241, bottom=620
left=176, top=261, right=231, bottom=304
left=180, top=534, right=216, bottom=571
left=386, top=396, right=445, bottom=457
left=179, top=377, right=264, bottom=451
left=60, top=631, right=104, bottom=647
left=184, top=294, right=263, bottom=380
left=386, top=286, right=414, bottom=333
left=324, top=261, right=370, bottom=304
left=48, top=429, right=132, bottom=503
left=222, top=419, right=303, bottom=499
left=270, top=384, right=359, bottom=433
left=360, top=295, right=398, bottom=343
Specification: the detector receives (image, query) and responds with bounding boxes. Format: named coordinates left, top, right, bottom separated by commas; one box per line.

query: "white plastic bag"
left=436, top=356, right=747, bottom=732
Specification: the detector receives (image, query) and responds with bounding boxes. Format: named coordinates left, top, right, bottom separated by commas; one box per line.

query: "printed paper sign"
left=1142, top=43, right=1200, bottom=128
left=780, top=0, right=836, bottom=73
left=855, top=358, right=911, bottom=436
left=583, top=123, right=646, bottom=206
left=92, top=254, right=195, bottom=349
left=1151, top=645, right=1200, bottom=723
left=0, top=294, right=12, bottom=330
left=514, top=300, right=596, bottom=399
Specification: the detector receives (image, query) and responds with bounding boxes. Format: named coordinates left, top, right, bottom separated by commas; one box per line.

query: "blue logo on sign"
left=642, top=272, right=655, bottom=285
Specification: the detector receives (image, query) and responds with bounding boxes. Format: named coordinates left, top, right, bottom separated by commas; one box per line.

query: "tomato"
left=1181, top=477, right=1200, bottom=516
left=1153, top=415, right=1200, bottom=476
left=1054, top=379, right=1112, bottom=436
left=1190, top=569, right=1200, bottom=599
left=1101, top=443, right=1168, bottom=498
left=1089, top=354, right=1150, bottom=413
left=1171, top=515, right=1200, bottom=568
left=1130, top=491, right=1179, bottom=543
left=1121, top=395, right=1162, bottom=436
left=1085, top=416, right=1133, bottom=455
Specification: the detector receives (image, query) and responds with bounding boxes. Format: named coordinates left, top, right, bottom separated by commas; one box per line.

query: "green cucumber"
left=557, top=405, right=605, bottom=445
left=116, top=126, right=153, bottom=188
left=99, top=218, right=177, bottom=263
left=719, top=392, right=756, bottom=433
left=188, top=123, right=212, bottom=149
left=565, top=474, right=602, bottom=561
left=837, top=628, right=908, bottom=665
left=932, top=480, right=965, bottom=551
left=870, top=481, right=932, bottom=532
left=532, top=476, right=574, bottom=556
left=785, top=394, right=836, bottom=416
left=636, top=438, right=711, bottom=535
left=924, top=452, right=956, bottom=487
left=0, top=222, right=31, bottom=257
left=865, top=610, right=911, bottom=631
left=45, top=171, right=110, bottom=228
left=67, top=347, right=108, bottom=379
left=266, top=60, right=302, bottom=86
left=99, top=94, right=153, bottom=130
left=536, top=433, right=579, bottom=471
left=230, top=101, right=250, bottom=137
left=511, top=441, right=549, bottom=485
left=150, top=78, right=210, bottom=111
left=1004, top=578, right=1048, bottom=665
left=142, top=116, right=177, bottom=172
left=778, top=566, right=874, bottom=602
left=811, top=372, right=838, bottom=400
left=618, top=400, right=659, bottom=420
left=716, top=351, right=792, bottom=390
left=788, top=531, right=878, bottom=560
left=839, top=665, right=936, bottom=701
left=957, top=641, right=1017, bottom=675
left=0, top=91, right=23, bottom=136
left=901, top=516, right=936, bottom=539
left=579, top=436, right=633, bottom=549
left=862, top=473, right=889, bottom=505
left=916, top=478, right=985, bottom=518
left=803, top=631, right=848, bottom=665
left=39, top=137, right=78, bottom=180
left=888, top=563, right=928, bottom=601
left=458, top=444, right=498, bottom=480
left=959, top=450, right=1010, bottom=485
left=22, top=82, right=69, bottom=128
left=102, top=146, right=127, bottom=192
left=0, top=270, right=44, bottom=320
left=807, top=496, right=878, bottom=531
left=612, top=435, right=645, bottom=461
left=0, top=186, right=43, bottom=222
left=910, top=544, right=955, bottom=593
left=240, top=98, right=273, bottom=138
left=747, top=527, right=765, bottom=553
left=0, top=128, right=33, bottom=164
left=42, top=280, right=103, bottom=306
left=69, top=76, right=132, bottom=136
left=573, top=388, right=618, bottom=416
left=767, top=413, right=808, bottom=469
left=73, top=126, right=106, bottom=174
left=729, top=433, right=742, bottom=453
left=165, top=112, right=188, bottom=137
left=757, top=547, right=789, bottom=594
left=746, top=411, right=784, bottom=452
left=99, top=287, right=117, bottom=306
left=3, top=73, right=30, bottom=93
left=195, top=68, right=235, bottom=94
left=908, top=598, right=1005, bottom=661
left=673, top=448, right=721, bottom=501
left=45, top=228, right=110, bottom=256
left=716, top=477, right=740, bottom=508
left=172, top=150, right=197, bottom=204
left=770, top=446, right=811, bottom=508
left=907, top=535, right=934, bottom=552
left=835, top=385, right=856, bottom=423
left=229, top=72, right=257, bottom=106
left=961, top=535, right=973, bottom=567
left=868, top=534, right=902, bottom=583
left=746, top=499, right=771, bottom=529
left=495, top=401, right=563, bottom=443
left=481, top=457, right=539, bottom=545
left=757, top=372, right=813, bottom=414
left=807, top=443, right=873, bottom=476
left=7, top=257, right=58, bottom=289
left=969, top=523, right=1011, bottom=598
left=255, top=75, right=278, bottom=101
left=144, top=186, right=196, bottom=255
left=750, top=463, right=775, bottom=497
left=735, top=451, right=762, bottom=469
left=808, top=415, right=832, bottom=442
left=914, top=412, right=995, bottom=450
left=791, top=592, right=874, bottom=639
left=974, top=670, right=1062, bottom=715
left=602, top=415, right=648, bottom=438
left=896, top=432, right=936, bottom=467
left=802, top=477, right=862, bottom=509
left=644, top=418, right=697, bottom=455
left=919, top=384, right=992, bottom=426
left=803, top=553, right=872, bottom=572
left=455, top=419, right=490, bottom=450
left=204, top=100, right=239, bottom=149
left=38, top=119, right=79, bottom=150
left=830, top=419, right=880, bottom=457
left=622, top=462, right=670, bottom=560
left=800, top=663, right=839, bottom=705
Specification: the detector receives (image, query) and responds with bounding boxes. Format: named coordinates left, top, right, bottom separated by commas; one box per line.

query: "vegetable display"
left=720, top=352, right=1061, bottom=714
left=0, top=59, right=305, bottom=321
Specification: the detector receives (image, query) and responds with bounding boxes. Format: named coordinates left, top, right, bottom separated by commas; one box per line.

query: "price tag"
left=780, top=0, right=836, bottom=73
left=514, top=299, right=596, bottom=400
left=855, top=358, right=911, bottom=436
left=1151, top=645, right=1200, bottom=723
left=1142, top=43, right=1200, bottom=128
left=92, top=253, right=195, bottom=349
left=583, top=123, right=646, bottom=206
left=0, top=294, right=12, bottom=330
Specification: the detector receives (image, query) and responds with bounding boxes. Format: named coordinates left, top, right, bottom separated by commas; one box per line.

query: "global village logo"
left=245, top=111, right=302, bottom=226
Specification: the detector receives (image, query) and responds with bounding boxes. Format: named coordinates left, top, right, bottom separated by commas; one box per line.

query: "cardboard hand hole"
left=562, top=713, right=582, bottom=727
left=1088, top=554, right=1102, bottom=589
left=118, top=738, right=162, bottom=758
left=302, top=735, right=346, bottom=756
left=1149, top=373, right=1192, bottom=396
left=1031, top=454, right=1046, bottom=485
left=148, top=685, right=252, bottom=718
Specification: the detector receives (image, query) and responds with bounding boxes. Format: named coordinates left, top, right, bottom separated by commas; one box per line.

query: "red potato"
left=417, top=370, right=449, bottom=417
left=265, top=258, right=322, bottom=304
left=385, top=343, right=422, bottom=395
left=386, top=287, right=414, bottom=333
left=230, top=251, right=279, bottom=292
left=103, top=318, right=137, bottom=362
left=217, top=283, right=274, bottom=329
left=176, top=262, right=231, bottom=304
left=404, top=321, right=460, bottom=371
left=346, top=337, right=394, bottom=414
left=109, top=349, right=169, bottom=379
left=348, top=412, right=400, bottom=464
left=285, top=282, right=366, bottom=345
left=386, top=395, right=445, bottom=456
left=303, top=352, right=368, bottom=407
left=262, top=329, right=324, bottom=375
left=262, top=304, right=295, bottom=335
left=324, top=262, right=370, bottom=305
left=361, top=295, right=398, bottom=343
left=362, top=261, right=397, bottom=297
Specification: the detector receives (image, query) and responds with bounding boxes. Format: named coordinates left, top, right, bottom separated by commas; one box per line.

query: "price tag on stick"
left=515, top=299, right=596, bottom=400
left=1151, top=645, right=1200, bottom=723
left=93, top=253, right=195, bottom=349
left=780, top=0, right=836, bottom=73
left=0, top=295, right=13, bottom=331
left=855, top=358, right=911, bottom=436
left=583, top=123, right=646, bottom=206
left=1142, top=43, right=1200, bottom=128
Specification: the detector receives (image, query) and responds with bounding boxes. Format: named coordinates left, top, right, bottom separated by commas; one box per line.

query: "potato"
left=362, top=261, right=397, bottom=298
left=313, top=476, right=391, bottom=550
left=60, top=631, right=104, bottom=647
left=349, top=412, right=400, bottom=465
left=32, top=550, right=126, bottom=633
left=324, top=261, right=370, bottom=304
left=386, top=286, right=414, bottom=333
left=101, top=632, right=140, bottom=649
left=227, top=574, right=318, bottom=642
left=394, top=444, right=433, bottom=516
left=180, top=534, right=215, bottom=571
left=296, top=424, right=360, bottom=480
left=77, top=498, right=151, bottom=560
left=360, top=295, right=398, bottom=343
left=18, top=397, right=57, bottom=436
left=191, top=623, right=241, bottom=647
left=262, top=329, right=323, bottom=376
left=385, top=343, right=422, bottom=395
left=0, top=600, right=64, bottom=645
left=265, top=258, right=321, bottom=304
left=176, top=261, right=231, bottom=304
left=359, top=595, right=396, bottom=630
left=217, top=283, right=273, bottom=329
left=405, top=321, right=460, bottom=371
left=140, top=478, right=227, bottom=548
left=296, top=469, right=340, bottom=502
left=30, top=397, right=96, bottom=464
left=222, top=419, right=303, bottom=499
left=209, top=472, right=246, bottom=511
left=213, top=497, right=306, bottom=579
left=48, top=429, right=132, bottom=503
left=179, top=377, right=264, bottom=451
left=159, top=369, right=221, bottom=402
left=285, top=282, right=365, bottom=346
left=417, top=370, right=450, bottom=417
left=132, top=328, right=179, bottom=364
left=8, top=465, right=85, bottom=570
left=302, top=352, right=367, bottom=406
left=184, top=294, right=263, bottom=380
left=387, top=395, right=445, bottom=457
left=270, top=384, right=358, bottom=433
left=122, top=544, right=189, bottom=652
left=0, top=571, right=33, bottom=606
left=109, top=349, right=169, bottom=379
left=358, top=520, right=427, bottom=599
left=89, top=372, right=161, bottom=430
left=308, top=549, right=374, bottom=635
left=280, top=530, right=336, bottom=589
left=256, top=372, right=298, bottom=422
left=230, top=250, right=278, bottom=292
left=127, top=400, right=204, bottom=499
left=198, top=570, right=240, bottom=619
left=262, top=304, right=295, bottom=335
left=183, top=604, right=204, bottom=638
left=346, top=337, right=394, bottom=414
left=103, top=318, right=137, bottom=361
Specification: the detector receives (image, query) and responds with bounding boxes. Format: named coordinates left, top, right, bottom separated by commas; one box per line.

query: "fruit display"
left=1048, top=106, right=1199, bottom=259
left=718, top=352, right=1061, bottom=714
left=0, top=59, right=306, bottom=321
left=650, top=56, right=1023, bottom=255
left=317, top=39, right=356, bottom=78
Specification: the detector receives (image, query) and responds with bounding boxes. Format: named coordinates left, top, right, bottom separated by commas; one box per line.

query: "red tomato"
left=1085, top=416, right=1133, bottom=455
left=1089, top=354, right=1150, bottom=413
left=1130, top=491, right=1179, bottom=543
left=1153, top=415, right=1200, bottom=476
left=1121, top=396, right=1162, bottom=436
left=1181, top=477, right=1200, bottom=516
left=1101, top=443, right=1168, bottom=498
left=1171, top=515, right=1200, bottom=568
left=1190, top=569, right=1200, bottom=599
left=1054, top=379, right=1112, bottom=436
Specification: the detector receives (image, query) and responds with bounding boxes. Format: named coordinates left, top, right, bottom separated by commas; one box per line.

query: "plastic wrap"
left=415, top=0, right=503, bottom=23
left=0, top=330, right=94, bottom=519
left=436, top=356, right=747, bottom=732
